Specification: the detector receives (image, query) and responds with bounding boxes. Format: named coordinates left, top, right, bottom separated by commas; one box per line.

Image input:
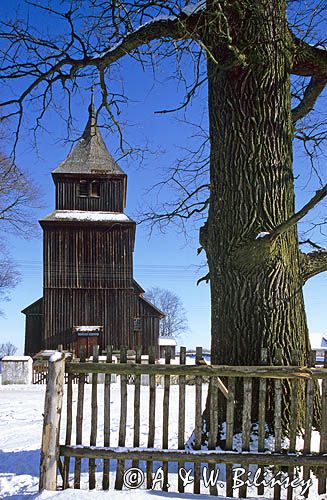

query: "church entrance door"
left=73, top=326, right=103, bottom=358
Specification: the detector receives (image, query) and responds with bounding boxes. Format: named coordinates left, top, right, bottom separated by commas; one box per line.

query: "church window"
left=91, top=180, right=100, bottom=197
left=134, top=318, right=141, bottom=331
left=79, top=180, right=89, bottom=197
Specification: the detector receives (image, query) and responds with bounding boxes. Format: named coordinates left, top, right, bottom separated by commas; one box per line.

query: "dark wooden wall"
left=43, top=225, right=135, bottom=289
left=133, top=292, right=160, bottom=354
left=42, top=223, right=135, bottom=351
left=44, top=288, right=134, bottom=351
left=54, top=176, right=126, bottom=212
left=22, top=298, right=43, bottom=356
left=25, top=290, right=161, bottom=355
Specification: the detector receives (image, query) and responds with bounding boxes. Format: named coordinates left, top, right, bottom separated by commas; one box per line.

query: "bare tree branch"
left=0, top=152, right=39, bottom=237
left=0, top=11, right=203, bottom=113
left=91, top=12, right=203, bottom=67
left=144, top=287, right=188, bottom=337
left=197, top=272, right=210, bottom=285
left=292, top=76, right=326, bottom=122
left=0, top=6, right=207, bottom=160
left=0, top=341, right=18, bottom=357
left=267, top=184, right=327, bottom=241
left=291, top=33, right=327, bottom=78
left=0, top=245, right=20, bottom=317
left=300, top=248, right=327, bottom=283
left=299, top=239, right=325, bottom=250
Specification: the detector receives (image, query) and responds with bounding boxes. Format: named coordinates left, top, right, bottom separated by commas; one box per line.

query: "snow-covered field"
left=0, top=384, right=326, bottom=499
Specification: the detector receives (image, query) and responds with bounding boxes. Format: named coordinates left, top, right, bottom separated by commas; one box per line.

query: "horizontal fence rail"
left=65, top=362, right=327, bottom=379
left=60, top=445, right=327, bottom=466
left=39, top=345, right=327, bottom=498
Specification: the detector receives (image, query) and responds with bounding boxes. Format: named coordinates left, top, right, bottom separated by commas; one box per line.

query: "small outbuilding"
left=1, top=356, right=33, bottom=384
left=310, top=334, right=327, bottom=364
left=158, top=335, right=177, bottom=360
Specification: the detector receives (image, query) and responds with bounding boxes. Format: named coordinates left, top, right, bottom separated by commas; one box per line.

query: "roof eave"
left=51, top=171, right=127, bottom=179
left=139, top=295, right=165, bottom=318
left=39, top=219, right=135, bottom=228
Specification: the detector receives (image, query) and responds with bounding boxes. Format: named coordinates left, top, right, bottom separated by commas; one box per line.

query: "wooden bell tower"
left=39, top=101, right=136, bottom=355
left=23, top=98, right=164, bottom=358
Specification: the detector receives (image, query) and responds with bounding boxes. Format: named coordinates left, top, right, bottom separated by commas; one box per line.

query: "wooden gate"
left=33, top=361, right=48, bottom=384
left=39, top=346, right=327, bottom=497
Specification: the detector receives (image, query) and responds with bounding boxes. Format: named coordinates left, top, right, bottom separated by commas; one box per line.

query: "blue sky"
left=0, top=0, right=325, bottom=354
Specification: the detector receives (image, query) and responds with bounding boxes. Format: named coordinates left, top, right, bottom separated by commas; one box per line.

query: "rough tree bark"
left=201, top=0, right=322, bottom=431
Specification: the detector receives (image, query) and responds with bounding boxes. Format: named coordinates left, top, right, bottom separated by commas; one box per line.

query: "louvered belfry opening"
left=79, top=180, right=89, bottom=197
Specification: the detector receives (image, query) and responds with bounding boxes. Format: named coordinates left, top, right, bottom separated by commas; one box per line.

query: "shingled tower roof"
left=52, top=98, right=125, bottom=176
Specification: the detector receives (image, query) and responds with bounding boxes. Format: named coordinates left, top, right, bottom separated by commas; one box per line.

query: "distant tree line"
left=0, top=134, right=39, bottom=314
left=0, top=341, right=17, bottom=359
left=145, top=287, right=188, bottom=338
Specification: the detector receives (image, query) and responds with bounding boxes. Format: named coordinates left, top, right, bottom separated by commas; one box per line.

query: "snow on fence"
left=39, top=345, right=327, bottom=498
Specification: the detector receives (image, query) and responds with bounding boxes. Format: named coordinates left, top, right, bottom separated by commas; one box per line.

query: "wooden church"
left=23, top=101, right=164, bottom=357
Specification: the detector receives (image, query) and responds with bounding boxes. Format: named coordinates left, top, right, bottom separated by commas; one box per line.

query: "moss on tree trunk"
left=202, top=0, right=320, bottom=434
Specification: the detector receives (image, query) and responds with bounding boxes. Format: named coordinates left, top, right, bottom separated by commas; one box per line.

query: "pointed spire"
left=90, top=84, right=95, bottom=108
left=89, top=85, right=95, bottom=123
left=52, top=91, right=125, bottom=176
left=82, top=86, right=97, bottom=140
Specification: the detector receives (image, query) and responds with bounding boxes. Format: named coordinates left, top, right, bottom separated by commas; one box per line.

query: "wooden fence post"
left=39, top=352, right=65, bottom=491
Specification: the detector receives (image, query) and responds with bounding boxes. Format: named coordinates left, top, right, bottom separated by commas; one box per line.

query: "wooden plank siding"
left=41, top=225, right=135, bottom=290
left=43, top=288, right=134, bottom=351
left=41, top=223, right=134, bottom=351
left=38, top=224, right=161, bottom=353
left=22, top=298, right=44, bottom=356
left=133, top=290, right=161, bottom=355
left=24, top=288, right=161, bottom=355
left=54, top=176, right=126, bottom=212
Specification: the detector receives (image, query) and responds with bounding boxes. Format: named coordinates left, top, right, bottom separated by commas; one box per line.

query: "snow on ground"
left=0, top=384, right=326, bottom=499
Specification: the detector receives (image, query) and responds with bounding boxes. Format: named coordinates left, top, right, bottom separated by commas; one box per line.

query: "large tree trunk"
left=202, top=0, right=317, bottom=432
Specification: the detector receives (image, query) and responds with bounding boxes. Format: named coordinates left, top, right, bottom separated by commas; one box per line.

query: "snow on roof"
left=1, top=356, right=32, bottom=362
left=41, top=210, right=132, bottom=223
left=74, top=325, right=102, bottom=332
left=158, top=337, right=177, bottom=346
left=37, top=350, right=56, bottom=357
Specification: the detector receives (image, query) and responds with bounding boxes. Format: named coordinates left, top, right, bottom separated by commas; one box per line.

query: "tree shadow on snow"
left=0, top=449, right=40, bottom=477
left=0, top=449, right=40, bottom=498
